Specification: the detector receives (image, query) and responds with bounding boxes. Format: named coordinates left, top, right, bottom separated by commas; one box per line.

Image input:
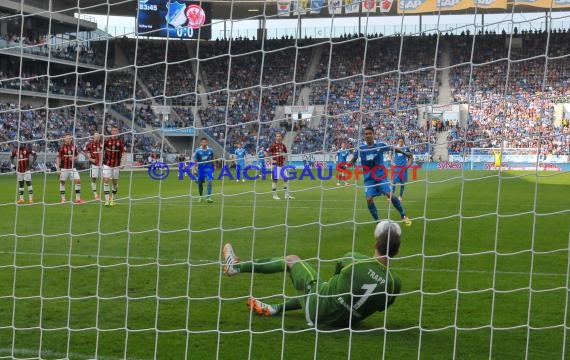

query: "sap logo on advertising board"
left=437, top=162, right=462, bottom=170
left=436, top=0, right=462, bottom=7
left=399, top=0, right=426, bottom=10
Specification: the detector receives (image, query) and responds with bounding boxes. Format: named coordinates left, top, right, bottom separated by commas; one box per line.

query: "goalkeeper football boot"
left=222, top=243, right=240, bottom=276
left=403, top=216, right=412, bottom=227
left=285, top=194, right=295, bottom=200
left=247, top=297, right=277, bottom=317
left=206, top=198, right=213, bottom=203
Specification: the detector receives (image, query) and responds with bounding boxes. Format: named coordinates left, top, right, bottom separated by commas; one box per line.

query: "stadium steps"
left=437, top=40, right=453, bottom=105
left=185, top=42, right=209, bottom=109
left=112, top=41, right=129, bottom=67
left=304, top=43, right=324, bottom=83
left=107, top=106, right=177, bottom=154
left=283, top=130, right=295, bottom=152
left=191, top=110, right=227, bottom=158
left=126, top=77, right=179, bottom=153
left=298, top=87, right=312, bottom=106
left=434, top=131, right=450, bottom=162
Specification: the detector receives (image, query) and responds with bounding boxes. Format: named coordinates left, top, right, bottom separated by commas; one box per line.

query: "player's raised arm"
left=406, top=151, right=414, bottom=167
left=394, top=146, right=413, bottom=160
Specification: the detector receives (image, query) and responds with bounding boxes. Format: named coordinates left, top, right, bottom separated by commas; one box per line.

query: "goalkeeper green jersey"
left=312, top=252, right=401, bottom=327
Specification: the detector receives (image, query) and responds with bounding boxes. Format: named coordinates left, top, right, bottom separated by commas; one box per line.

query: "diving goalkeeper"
left=222, top=221, right=402, bottom=328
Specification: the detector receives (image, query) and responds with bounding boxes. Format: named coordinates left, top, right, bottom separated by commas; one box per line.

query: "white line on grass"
left=0, top=251, right=566, bottom=278
left=0, top=347, right=144, bottom=360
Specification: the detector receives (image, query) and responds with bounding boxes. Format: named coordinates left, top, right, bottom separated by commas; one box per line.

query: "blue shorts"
left=197, top=167, right=214, bottom=182
left=258, top=160, right=265, bottom=168
left=364, top=181, right=391, bottom=198
left=236, top=160, right=245, bottom=169
left=392, top=170, right=408, bottom=184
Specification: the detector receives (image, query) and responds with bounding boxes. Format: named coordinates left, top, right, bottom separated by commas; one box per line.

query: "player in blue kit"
left=256, top=146, right=266, bottom=177
left=234, top=142, right=247, bottom=182
left=257, top=147, right=266, bottom=168
left=335, top=142, right=351, bottom=186
left=351, top=127, right=412, bottom=226
left=193, top=138, right=215, bottom=203
left=392, top=138, right=412, bottom=201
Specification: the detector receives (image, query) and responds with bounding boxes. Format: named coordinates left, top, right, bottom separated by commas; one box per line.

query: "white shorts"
left=60, top=168, right=80, bottom=181
left=272, top=166, right=290, bottom=181
left=103, top=165, right=120, bottom=179
left=90, top=165, right=101, bottom=178
left=17, top=171, right=32, bottom=182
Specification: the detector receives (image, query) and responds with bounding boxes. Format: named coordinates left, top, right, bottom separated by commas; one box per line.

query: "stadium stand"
left=2, top=31, right=569, bottom=160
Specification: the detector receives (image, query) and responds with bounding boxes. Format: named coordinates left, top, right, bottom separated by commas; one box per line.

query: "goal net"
left=1, top=0, right=570, bottom=359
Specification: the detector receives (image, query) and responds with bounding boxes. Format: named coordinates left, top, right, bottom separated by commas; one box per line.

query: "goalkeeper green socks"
left=274, top=299, right=302, bottom=314
left=237, top=257, right=285, bottom=273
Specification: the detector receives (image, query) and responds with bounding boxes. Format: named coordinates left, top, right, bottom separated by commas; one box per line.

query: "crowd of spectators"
left=447, top=31, right=570, bottom=156
left=0, top=34, right=105, bottom=66
left=195, top=39, right=314, bottom=154
left=2, top=32, right=570, bottom=160
left=0, top=101, right=171, bottom=158
left=297, top=36, right=439, bottom=155
left=0, top=69, right=104, bottom=99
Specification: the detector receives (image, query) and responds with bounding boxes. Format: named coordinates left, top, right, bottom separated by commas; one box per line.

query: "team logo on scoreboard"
left=185, top=4, right=206, bottom=29
left=167, top=1, right=187, bottom=28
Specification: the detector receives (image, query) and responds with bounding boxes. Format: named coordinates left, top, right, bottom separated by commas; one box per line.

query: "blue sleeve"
left=381, top=143, right=393, bottom=153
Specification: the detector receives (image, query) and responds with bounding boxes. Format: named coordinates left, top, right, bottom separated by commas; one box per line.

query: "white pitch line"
left=0, top=251, right=566, bottom=278
left=0, top=347, right=144, bottom=360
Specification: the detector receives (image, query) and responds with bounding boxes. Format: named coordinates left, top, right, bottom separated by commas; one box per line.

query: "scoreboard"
left=137, top=0, right=212, bottom=39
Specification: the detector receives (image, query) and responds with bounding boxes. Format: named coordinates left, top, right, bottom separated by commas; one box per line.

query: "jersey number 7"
left=353, top=283, right=378, bottom=310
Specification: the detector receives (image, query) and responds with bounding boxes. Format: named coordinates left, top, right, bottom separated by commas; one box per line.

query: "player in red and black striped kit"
left=83, top=132, right=103, bottom=200
left=11, top=143, right=37, bottom=204
left=56, top=134, right=85, bottom=204
left=102, top=126, right=126, bottom=206
left=266, top=132, right=294, bottom=200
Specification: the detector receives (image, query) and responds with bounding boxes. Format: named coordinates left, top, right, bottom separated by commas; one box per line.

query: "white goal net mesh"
left=1, top=1, right=569, bottom=359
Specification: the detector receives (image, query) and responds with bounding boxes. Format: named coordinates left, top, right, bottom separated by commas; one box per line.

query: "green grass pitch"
left=0, top=169, right=569, bottom=359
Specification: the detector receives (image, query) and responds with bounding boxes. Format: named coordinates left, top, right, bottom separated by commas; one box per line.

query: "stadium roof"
left=51, top=0, right=570, bottom=21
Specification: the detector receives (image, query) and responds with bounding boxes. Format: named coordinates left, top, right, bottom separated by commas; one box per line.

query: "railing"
left=98, top=19, right=569, bottom=40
